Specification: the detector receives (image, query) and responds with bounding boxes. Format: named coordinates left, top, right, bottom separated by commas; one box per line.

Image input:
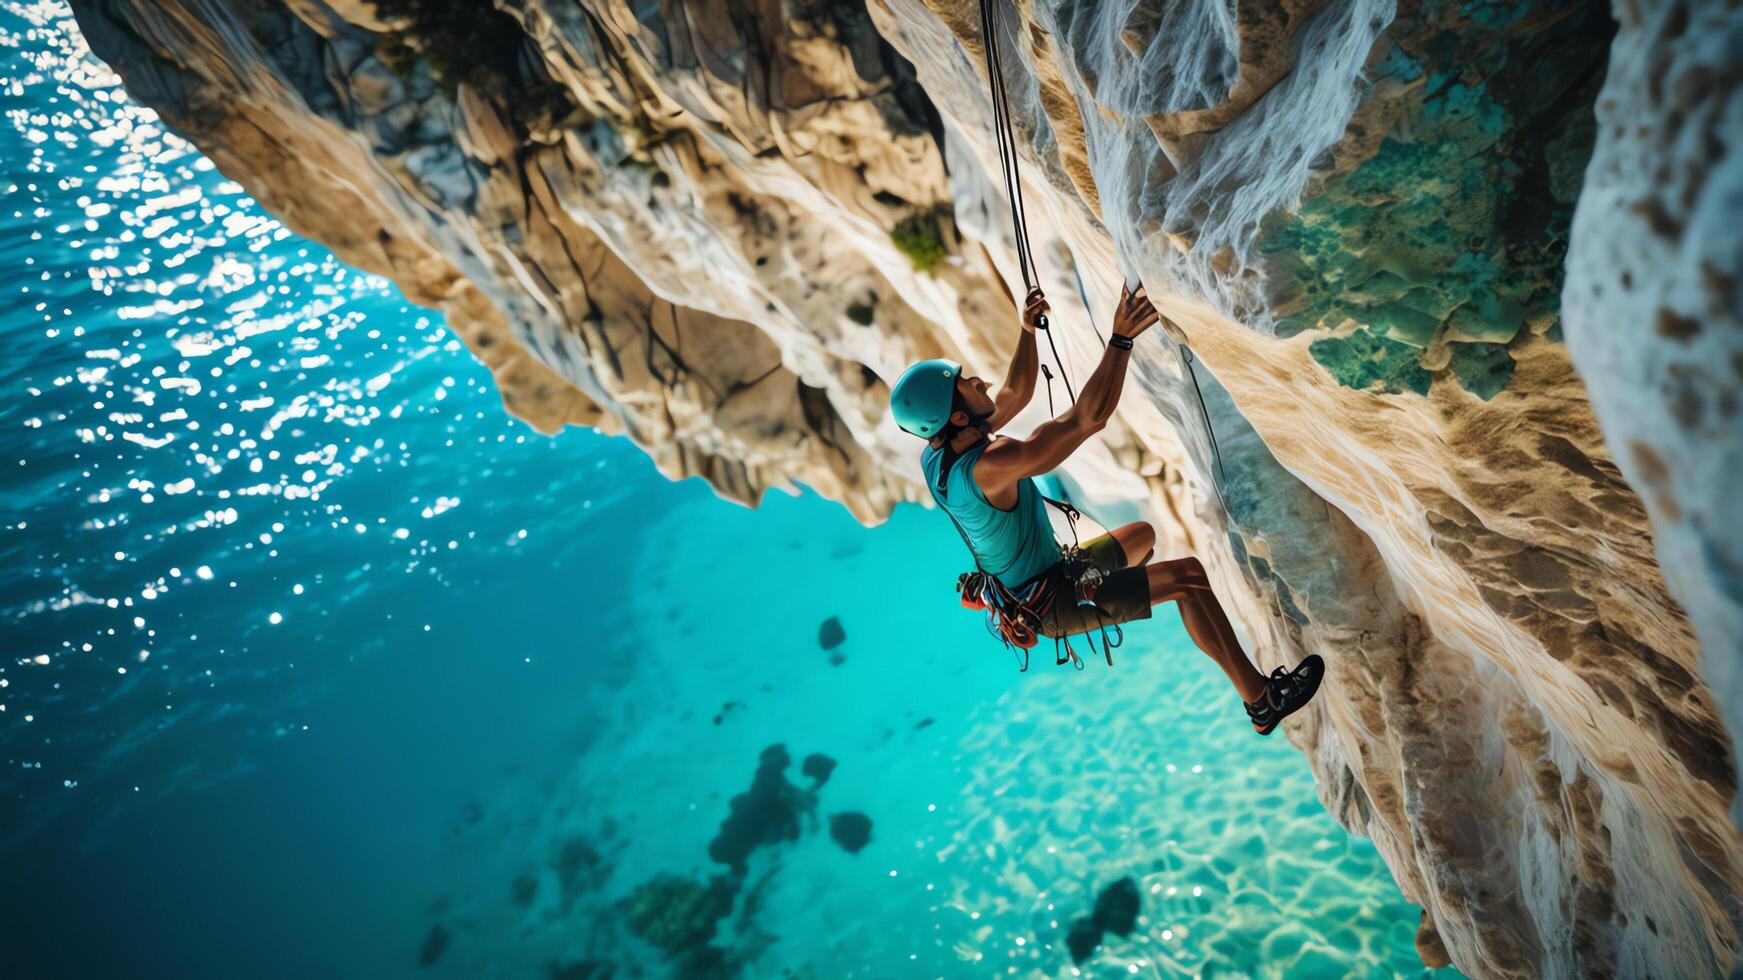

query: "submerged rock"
left=1063, top=877, right=1140, bottom=964
left=828, top=812, right=873, bottom=854
left=708, top=745, right=807, bottom=875
left=544, top=960, right=612, bottom=980
left=1064, top=916, right=1101, bottom=965
left=550, top=836, right=608, bottom=912
left=417, top=922, right=449, bottom=967
left=673, top=944, right=735, bottom=980
left=817, top=616, right=846, bottom=650
left=711, top=700, right=745, bottom=726
left=801, top=753, right=836, bottom=788
left=1091, top=878, right=1139, bottom=937
left=510, top=872, right=538, bottom=909
left=620, top=873, right=736, bottom=955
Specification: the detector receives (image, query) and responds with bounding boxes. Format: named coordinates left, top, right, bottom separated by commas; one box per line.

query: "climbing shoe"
left=1244, top=655, right=1325, bottom=736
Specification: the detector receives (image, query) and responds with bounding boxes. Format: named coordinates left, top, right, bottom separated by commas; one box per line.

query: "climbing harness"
left=935, top=450, right=1123, bottom=672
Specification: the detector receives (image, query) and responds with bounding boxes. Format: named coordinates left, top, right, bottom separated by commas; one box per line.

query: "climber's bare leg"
left=1146, top=557, right=1267, bottom=703
left=1107, top=521, right=1155, bottom=568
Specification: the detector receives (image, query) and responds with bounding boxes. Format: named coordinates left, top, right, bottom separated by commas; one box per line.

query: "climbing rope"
left=978, top=0, right=1075, bottom=406
left=1176, top=342, right=1233, bottom=515
left=977, top=0, right=1231, bottom=522
left=978, top=0, right=1035, bottom=289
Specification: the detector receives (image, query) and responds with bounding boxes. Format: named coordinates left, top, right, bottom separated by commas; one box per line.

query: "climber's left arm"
left=988, top=288, right=1046, bottom=431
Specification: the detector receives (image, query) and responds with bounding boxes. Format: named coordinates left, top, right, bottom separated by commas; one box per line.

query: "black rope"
left=1178, top=343, right=1232, bottom=515
left=979, top=0, right=1030, bottom=286
left=977, top=3, right=1019, bottom=270
left=979, top=0, right=1076, bottom=406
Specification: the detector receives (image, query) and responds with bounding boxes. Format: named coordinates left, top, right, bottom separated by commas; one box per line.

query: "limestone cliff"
left=68, top=0, right=1743, bottom=975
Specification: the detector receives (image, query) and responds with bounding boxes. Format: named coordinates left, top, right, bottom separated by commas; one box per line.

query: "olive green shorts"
left=1034, top=532, right=1153, bottom=638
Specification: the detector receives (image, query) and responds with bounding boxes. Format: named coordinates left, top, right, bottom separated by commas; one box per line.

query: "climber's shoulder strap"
left=1041, top=494, right=1080, bottom=524
left=929, top=442, right=997, bottom=560
left=932, top=446, right=1048, bottom=667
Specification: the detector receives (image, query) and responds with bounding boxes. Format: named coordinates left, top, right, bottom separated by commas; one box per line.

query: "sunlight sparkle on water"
left=1, top=2, right=561, bottom=812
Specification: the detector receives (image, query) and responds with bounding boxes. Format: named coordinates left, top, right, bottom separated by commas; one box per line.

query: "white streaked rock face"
left=69, top=0, right=1743, bottom=975
left=1561, top=0, right=1743, bottom=827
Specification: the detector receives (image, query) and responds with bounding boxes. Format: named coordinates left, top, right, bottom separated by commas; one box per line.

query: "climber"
left=889, top=284, right=1323, bottom=734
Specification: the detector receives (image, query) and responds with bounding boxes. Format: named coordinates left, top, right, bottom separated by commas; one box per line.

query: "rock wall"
left=68, top=0, right=1743, bottom=975
left=1560, top=0, right=1743, bottom=832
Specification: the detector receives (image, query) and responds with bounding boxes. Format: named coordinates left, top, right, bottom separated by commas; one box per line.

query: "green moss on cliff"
left=891, top=214, right=947, bottom=271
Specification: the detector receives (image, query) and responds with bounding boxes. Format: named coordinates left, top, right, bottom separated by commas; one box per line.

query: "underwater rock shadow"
left=707, top=744, right=814, bottom=875
left=1065, top=877, right=1140, bottom=965
left=606, top=743, right=872, bottom=977
left=828, top=812, right=873, bottom=854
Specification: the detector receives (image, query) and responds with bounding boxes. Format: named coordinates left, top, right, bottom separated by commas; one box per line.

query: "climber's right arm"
left=974, top=285, right=1159, bottom=490
left=975, top=345, right=1130, bottom=485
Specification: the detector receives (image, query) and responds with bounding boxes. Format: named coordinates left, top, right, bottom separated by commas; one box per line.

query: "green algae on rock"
left=372, top=0, right=574, bottom=129
left=418, top=922, right=450, bottom=966
left=1446, top=342, right=1517, bottom=401
left=827, top=811, right=872, bottom=854
left=1307, top=328, right=1434, bottom=396
left=621, top=873, right=735, bottom=950
left=1261, top=1, right=1613, bottom=400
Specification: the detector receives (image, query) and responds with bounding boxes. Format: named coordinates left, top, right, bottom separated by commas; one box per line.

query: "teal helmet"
left=890, top=358, right=962, bottom=438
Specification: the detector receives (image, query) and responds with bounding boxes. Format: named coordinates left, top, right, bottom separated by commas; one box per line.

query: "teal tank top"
left=922, top=441, right=1060, bottom=588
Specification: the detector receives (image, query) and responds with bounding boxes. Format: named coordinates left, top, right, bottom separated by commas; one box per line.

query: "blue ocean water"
left=0, top=5, right=1457, bottom=978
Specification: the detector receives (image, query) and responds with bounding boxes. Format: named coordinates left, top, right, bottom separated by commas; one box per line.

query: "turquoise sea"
left=1, top=5, right=1456, bottom=978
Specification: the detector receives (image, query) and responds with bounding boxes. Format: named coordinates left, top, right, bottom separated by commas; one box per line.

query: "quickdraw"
left=1038, top=498, right=1123, bottom=671
left=956, top=569, right=1047, bottom=653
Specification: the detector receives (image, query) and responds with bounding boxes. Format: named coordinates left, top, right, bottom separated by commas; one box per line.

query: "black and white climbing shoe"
left=1244, top=655, right=1325, bottom=736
